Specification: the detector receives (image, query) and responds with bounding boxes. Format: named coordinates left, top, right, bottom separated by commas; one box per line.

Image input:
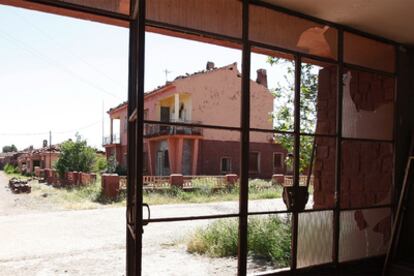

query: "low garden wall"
left=101, top=173, right=241, bottom=199
left=35, top=167, right=96, bottom=186
left=100, top=173, right=311, bottom=199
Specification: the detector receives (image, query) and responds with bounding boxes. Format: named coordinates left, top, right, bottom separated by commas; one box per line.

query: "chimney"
left=256, top=69, right=268, bottom=88
left=206, top=61, right=215, bottom=70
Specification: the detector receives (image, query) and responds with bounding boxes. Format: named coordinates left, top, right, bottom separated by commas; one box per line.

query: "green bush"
left=187, top=216, right=291, bottom=267
left=94, top=156, right=107, bottom=173
left=55, top=134, right=96, bottom=177
left=248, top=216, right=291, bottom=267
left=187, top=219, right=239, bottom=257
left=4, top=163, right=19, bottom=174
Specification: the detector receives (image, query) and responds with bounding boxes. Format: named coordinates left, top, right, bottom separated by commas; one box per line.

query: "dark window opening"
left=220, top=157, right=232, bottom=173
left=273, top=153, right=283, bottom=169
left=163, top=150, right=169, bottom=168
left=249, top=152, right=260, bottom=173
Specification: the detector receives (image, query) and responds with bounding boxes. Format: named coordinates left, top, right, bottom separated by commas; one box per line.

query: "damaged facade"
left=17, top=145, right=61, bottom=174
left=105, top=62, right=286, bottom=178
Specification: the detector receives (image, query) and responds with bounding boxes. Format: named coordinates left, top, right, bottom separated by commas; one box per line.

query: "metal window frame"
left=7, top=0, right=401, bottom=275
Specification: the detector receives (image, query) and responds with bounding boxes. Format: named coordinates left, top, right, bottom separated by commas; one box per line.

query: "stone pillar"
left=167, top=138, right=177, bottom=173
left=110, top=118, right=113, bottom=144
left=225, top=174, right=238, bottom=186
left=176, top=138, right=184, bottom=174
left=272, top=174, right=285, bottom=185
left=192, top=139, right=199, bottom=175
left=102, top=173, right=120, bottom=199
left=170, top=174, right=183, bottom=188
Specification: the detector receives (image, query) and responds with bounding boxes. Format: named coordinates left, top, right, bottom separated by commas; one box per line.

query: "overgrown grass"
left=187, top=216, right=291, bottom=268
left=143, top=179, right=282, bottom=205
left=3, top=165, right=30, bottom=180
left=6, top=174, right=126, bottom=210
left=3, top=172, right=282, bottom=210
left=4, top=163, right=20, bottom=175
left=43, top=175, right=126, bottom=208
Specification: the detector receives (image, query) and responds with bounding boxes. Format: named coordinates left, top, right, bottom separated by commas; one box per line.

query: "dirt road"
left=0, top=172, right=288, bottom=275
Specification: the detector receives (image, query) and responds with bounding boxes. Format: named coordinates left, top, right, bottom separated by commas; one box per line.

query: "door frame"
left=124, top=1, right=398, bottom=276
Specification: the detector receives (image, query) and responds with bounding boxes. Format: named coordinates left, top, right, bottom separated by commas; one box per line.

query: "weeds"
left=187, top=216, right=291, bottom=268
left=4, top=163, right=19, bottom=175
left=143, top=179, right=282, bottom=205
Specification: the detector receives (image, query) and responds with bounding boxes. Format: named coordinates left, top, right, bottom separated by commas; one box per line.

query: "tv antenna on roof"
left=164, top=69, right=171, bottom=82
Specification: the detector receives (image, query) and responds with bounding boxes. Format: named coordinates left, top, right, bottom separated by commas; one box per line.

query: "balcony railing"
left=144, top=120, right=203, bottom=137
left=102, top=134, right=120, bottom=145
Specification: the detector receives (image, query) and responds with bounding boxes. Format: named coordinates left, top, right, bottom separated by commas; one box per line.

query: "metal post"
left=126, top=0, right=146, bottom=275
left=333, top=29, right=344, bottom=266
left=291, top=55, right=301, bottom=272
left=134, top=0, right=146, bottom=273
left=126, top=10, right=138, bottom=276
left=49, top=130, right=52, bottom=168
left=238, top=0, right=250, bottom=275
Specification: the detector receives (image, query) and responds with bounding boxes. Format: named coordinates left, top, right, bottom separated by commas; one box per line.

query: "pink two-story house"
left=104, top=62, right=286, bottom=178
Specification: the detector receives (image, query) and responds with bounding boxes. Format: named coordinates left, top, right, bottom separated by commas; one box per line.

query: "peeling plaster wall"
left=312, top=67, right=394, bottom=260
left=175, top=64, right=274, bottom=143
left=342, top=71, right=394, bottom=140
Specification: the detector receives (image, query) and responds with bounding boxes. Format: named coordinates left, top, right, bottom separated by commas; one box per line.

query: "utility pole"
left=49, top=130, right=52, bottom=169
left=102, top=100, right=105, bottom=147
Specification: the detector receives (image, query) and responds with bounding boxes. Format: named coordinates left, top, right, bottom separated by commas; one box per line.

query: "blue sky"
left=0, top=4, right=288, bottom=151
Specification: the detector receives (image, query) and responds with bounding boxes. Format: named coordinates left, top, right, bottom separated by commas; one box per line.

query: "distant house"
left=104, top=62, right=287, bottom=179
left=17, top=145, right=61, bottom=174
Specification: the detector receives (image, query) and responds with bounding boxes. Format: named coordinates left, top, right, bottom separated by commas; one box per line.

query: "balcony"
left=102, top=134, right=120, bottom=146
left=144, top=120, right=203, bottom=138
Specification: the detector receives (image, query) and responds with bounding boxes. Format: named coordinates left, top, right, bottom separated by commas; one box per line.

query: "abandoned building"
left=16, top=145, right=61, bottom=174
left=2, top=0, right=414, bottom=275
left=104, top=62, right=286, bottom=178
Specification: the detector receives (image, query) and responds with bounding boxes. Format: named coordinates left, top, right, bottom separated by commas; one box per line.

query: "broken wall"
left=313, top=66, right=394, bottom=261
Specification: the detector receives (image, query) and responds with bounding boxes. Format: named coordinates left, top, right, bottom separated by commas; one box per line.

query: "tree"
left=55, top=133, right=96, bottom=177
left=268, top=57, right=318, bottom=173
left=94, top=155, right=108, bottom=173
left=2, top=144, right=17, bottom=153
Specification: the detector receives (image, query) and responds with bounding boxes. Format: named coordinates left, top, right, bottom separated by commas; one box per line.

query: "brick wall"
left=314, top=67, right=393, bottom=209
left=198, top=140, right=287, bottom=178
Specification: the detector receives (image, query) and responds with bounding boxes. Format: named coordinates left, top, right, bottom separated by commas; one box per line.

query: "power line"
left=0, top=120, right=100, bottom=136
left=54, top=120, right=101, bottom=134
left=12, top=10, right=127, bottom=90
left=0, top=28, right=123, bottom=100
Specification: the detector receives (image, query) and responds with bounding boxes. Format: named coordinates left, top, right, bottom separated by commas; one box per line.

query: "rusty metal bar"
left=133, top=0, right=146, bottom=274
left=290, top=55, right=301, bottom=272
left=250, top=40, right=337, bottom=65
left=344, top=62, right=396, bottom=78
left=27, top=0, right=131, bottom=21
left=237, top=1, right=250, bottom=275
left=143, top=119, right=241, bottom=132
left=333, top=29, right=344, bottom=267
left=146, top=213, right=240, bottom=223
left=126, top=2, right=138, bottom=274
